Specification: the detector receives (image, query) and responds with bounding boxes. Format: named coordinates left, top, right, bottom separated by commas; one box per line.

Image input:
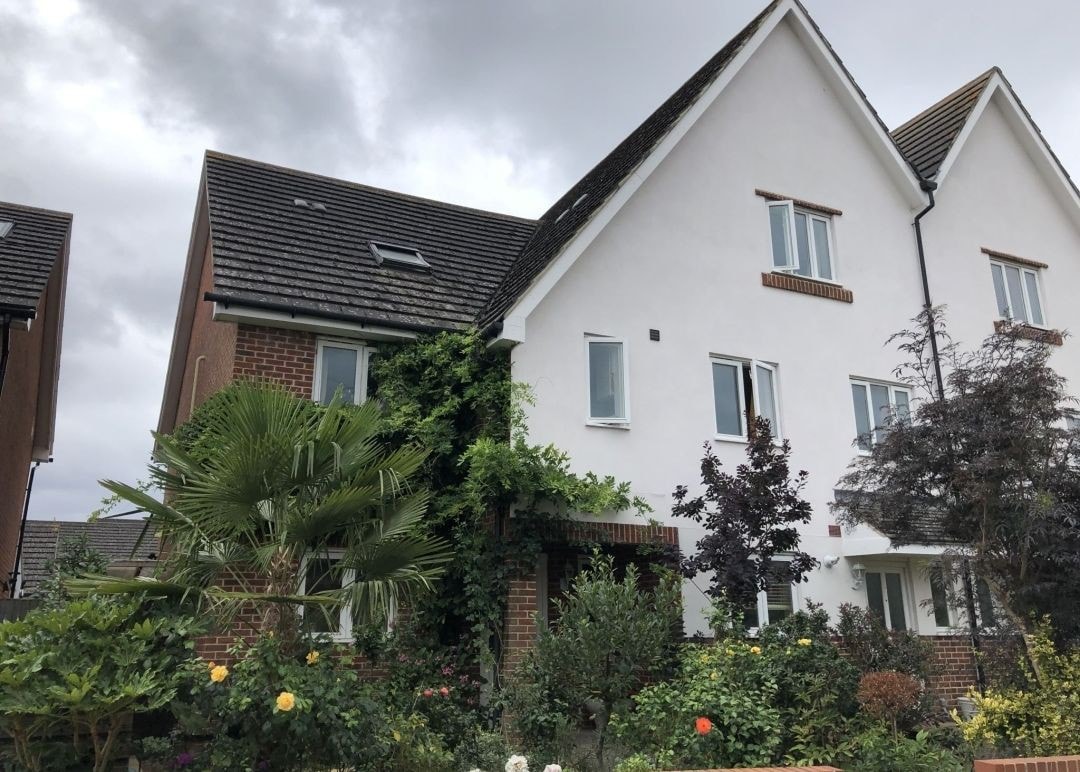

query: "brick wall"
left=233, top=324, right=316, bottom=397
left=924, top=634, right=980, bottom=703
left=974, top=757, right=1080, bottom=771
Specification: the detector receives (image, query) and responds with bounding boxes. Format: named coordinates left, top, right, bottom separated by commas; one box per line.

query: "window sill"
left=761, top=272, right=853, bottom=303
left=713, top=434, right=748, bottom=444
left=586, top=420, right=631, bottom=430
left=994, top=319, right=1063, bottom=346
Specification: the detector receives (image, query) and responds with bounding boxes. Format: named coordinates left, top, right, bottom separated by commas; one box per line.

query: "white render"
left=504, top=10, right=1080, bottom=637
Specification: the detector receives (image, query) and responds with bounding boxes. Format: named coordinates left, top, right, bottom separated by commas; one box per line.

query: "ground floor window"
left=865, top=569, right=908, bottom=631
left=743, top=561, right=795, bottom=632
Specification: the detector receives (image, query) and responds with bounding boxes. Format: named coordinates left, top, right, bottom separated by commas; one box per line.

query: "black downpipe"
left=7, top=461, right=40, bottom=598
left=912, top=182, right=945, bottom=401
left=0, top=314, right=11, bottom=399
left=913, top=181, right=987, bottom=694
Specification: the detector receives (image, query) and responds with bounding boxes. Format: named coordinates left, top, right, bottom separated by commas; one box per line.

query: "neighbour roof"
left=478, top=1, right=780, bottom=327
left=890, top=69, right=997, bottom=181
left=0, top=202, right=72, bottom=317
left=18, top=519, right=159, bottom=596
left=202, top=152, right=537, bottom=331
left=833, top=489, right=960, bottom=546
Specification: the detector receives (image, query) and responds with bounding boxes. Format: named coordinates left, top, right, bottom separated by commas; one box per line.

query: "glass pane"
left=870, top=383, right=891, bottom=441
left=769, top=205, right=792, bottom=268
left=851, top=383, right=872, bottom=451
left=893, top=390, right=911, bottom=425
left=589, top=342, right=625, bottom=419
left=793, top=211, right=812, bottom=276
left=765, top=581, right=794, bottom=624
left=885, top=572, right=906, bottom=631
left=304, top=558, right=341, bottom=634
left=991, top=264, right=1009, bottom=317
left=812, top=218, right=832, bottom=280
left=930, top=568, right=951, bottom=628
left=712, top=362, right=743, bottom=436
left=976, top=578, right=997, bottom=628
left=1004, top=265, right=1029, bottom=322
left=866, top=572, right=886, bottom=626
left=755, top=364, right=779, bottom=438
left=742, top=602, right=760, bottom=631
left=1024, top=271, right=1044, bottom=325
left=320, top=346, right=358, bottom=404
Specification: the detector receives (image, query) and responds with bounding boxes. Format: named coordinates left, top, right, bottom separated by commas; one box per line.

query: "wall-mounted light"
left=821, top=554, right=840, bottom=568
left=850, top=562, right=866, bottom=590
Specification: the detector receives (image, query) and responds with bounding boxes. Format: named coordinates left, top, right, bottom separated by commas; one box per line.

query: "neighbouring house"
left=13, top=518, right=159, bottom=599
left=0, top=203, right=71, bottom=598
left=156, top=0, right=1080, bottom=702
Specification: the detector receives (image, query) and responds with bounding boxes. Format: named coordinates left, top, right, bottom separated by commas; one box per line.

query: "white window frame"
left=849, top=378, right=912, bottom=453
left=584, top=335, right=630, bottom=427
left=989, top=259, right=1047, bottom=328
left=313, top=339, right=373, bottom=405
left=1066, top=410, right=1080, bottom=433
left=766, top=200, right=838, bottom=283
left=711, top=356, right=783, bottom=442
left=300, top=550, right=354, bottom=642
left=864, top=564, right=915, bottom=632
left=744, top=557, right=799, bottom=636
left=928, top=565, right=955, bottom=632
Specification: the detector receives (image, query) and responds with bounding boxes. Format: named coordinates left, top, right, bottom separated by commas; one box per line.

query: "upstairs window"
left=370, top=241, right=430, bottom=270
left=850, top=379, right=911, bottom=451
left=314, top=340, right=373, bottom=405
left=0, top=221, right=13, bottom=239
left=990, top=260, right=1045, bottom=327
left=711, top=357, right=781, bottom=441
left=768, top=201, right=835, bottom=281
left=586, top=337, right=628, bottom=424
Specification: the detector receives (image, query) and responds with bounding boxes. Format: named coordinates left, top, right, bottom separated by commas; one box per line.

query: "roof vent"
left=370, top=241, right=431, bottom=271
left=572, top=194, right=588, bottom=208
left=0, top=221, right=12, bottom=239
left=555, top=208, right=569, bottom=223
left=293, top=198, right=309, bottom=208
left=310, top=201, right=327, bottom=211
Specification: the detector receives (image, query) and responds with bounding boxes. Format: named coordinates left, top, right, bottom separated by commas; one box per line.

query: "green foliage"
left=834, top=726, right=965, bottom=772
left=30, top=532, right=110, bottom=606
left=82, top=381, right=453, bottom=647
left=836, top=603, right=934, bottom=681
left=957, top=625, right=1080, bottom=756
left=176, top=635, right=391, bottom=771
left=509, top=554, right=681, bottom=768
left=0, top=597, right=199, bottom=772
left=369, top=330, right=653, bottom=666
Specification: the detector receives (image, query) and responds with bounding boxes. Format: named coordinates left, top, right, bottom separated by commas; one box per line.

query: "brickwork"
left=994, top=319, right=1063, bottom=346
left=974, top=757, right=1080, bottom=772
left=502, top=574, right=539, bottom=677
left=924, top=634, right=980, bottom=703
left=232, top=324, right=317, bottom=396
left=676, top=767, right=840, bottom=772
left=761, top=271, right=853, bottom=303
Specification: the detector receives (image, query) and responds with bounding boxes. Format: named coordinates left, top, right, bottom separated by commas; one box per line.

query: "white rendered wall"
left=510, top=18, right=954, bottom=636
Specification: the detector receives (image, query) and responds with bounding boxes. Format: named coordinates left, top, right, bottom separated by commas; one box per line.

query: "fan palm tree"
left=73, top=381, right=452, bottom=646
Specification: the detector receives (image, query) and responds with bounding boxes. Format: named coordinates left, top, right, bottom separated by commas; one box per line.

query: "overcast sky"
left=2, top=0, right=1079, bottom=521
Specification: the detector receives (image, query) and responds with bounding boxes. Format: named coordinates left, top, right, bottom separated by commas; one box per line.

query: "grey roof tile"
left=203, top=153, right=537, bottom=331
left=18, top=519, right=159, bottom=595
left=0, top=202, right=72, bottom=316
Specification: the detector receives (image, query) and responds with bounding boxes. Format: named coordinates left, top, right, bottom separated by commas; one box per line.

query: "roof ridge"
left=891, top=67, right=999, bottom=136
left=204, top=150, right=539, bottom=226
left=0, top=201, right=73, bottom=220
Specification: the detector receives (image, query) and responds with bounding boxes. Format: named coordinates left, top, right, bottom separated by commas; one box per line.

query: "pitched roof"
left=0, top=202, right=72, bottom=317
left=17, top=519, right=159, bottom=596
left=202, top=152, right=537, bottom=332
left=479, top=1, right=780, bottom=327
left=833, top=489, right=960, bottom=546
left=890, top=68, right=997, bottom=181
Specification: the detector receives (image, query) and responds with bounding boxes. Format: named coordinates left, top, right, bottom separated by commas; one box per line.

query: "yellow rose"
left=709, top=670, right=718, bottom=680
left=725, top=648, right=734, bottom=656
left=207, top=661, right=216, bottom=670
left=306, top=651, right=320, bottom=665
left=797, top=638, right=812, bottom=646
left=276, top=691, right=296, bottom=712
left=750, top=646, right=762, bottom=655
left=210, top=665, right=229, bottom=683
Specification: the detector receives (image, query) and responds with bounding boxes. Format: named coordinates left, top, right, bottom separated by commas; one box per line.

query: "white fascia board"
left=492, top=0, right=926, bottom=344
left=212, top=303, right=419, bottom=342
left=936, top=75, right=1080, bottom=230
left=842, top=536, right=948, bottom=558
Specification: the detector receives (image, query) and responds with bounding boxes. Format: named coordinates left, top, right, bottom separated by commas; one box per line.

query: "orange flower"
left=695, top=716, right=713, bottom=735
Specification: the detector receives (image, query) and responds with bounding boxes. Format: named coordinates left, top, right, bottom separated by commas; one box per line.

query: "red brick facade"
left=761, top=271, right=854, bottom=303
left=975, top=757, right=1080, bottom=772
left=924, top=634, right=980, bottom=702
left=232, top=324, right=317, bottom=396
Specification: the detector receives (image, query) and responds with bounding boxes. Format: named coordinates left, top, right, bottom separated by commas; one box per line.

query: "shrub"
left=956, top=626, right=1080, bottom=756
left=836, top=604, right=933, bottom=681
left=174, top=635, right=389, bottom=770
left=857, top=671, right=923, bottom=736
left=0, top=597, right=198, bottom=772
left=835, top=726, right=966, bottom=772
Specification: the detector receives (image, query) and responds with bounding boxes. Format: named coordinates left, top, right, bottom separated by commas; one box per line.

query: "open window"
left=711, top=357, right=781, bottom=441
left=990, top=260, right=1045, bottom=327
left=767, top=201, right=835, bottom=281
left=850, top=379, right=911, bottom=452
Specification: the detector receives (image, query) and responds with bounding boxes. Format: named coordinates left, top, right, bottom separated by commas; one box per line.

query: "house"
left=0, top=203, right=72, bottom=598
left=157, top=0, right=1080, bottom=701
left=13, top=518, right=159, bottom=599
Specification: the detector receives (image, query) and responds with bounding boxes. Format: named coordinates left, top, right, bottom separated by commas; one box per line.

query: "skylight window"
left=0, top=221, right=13, bottom=239
left=370, top=241, right=430, bottom=270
